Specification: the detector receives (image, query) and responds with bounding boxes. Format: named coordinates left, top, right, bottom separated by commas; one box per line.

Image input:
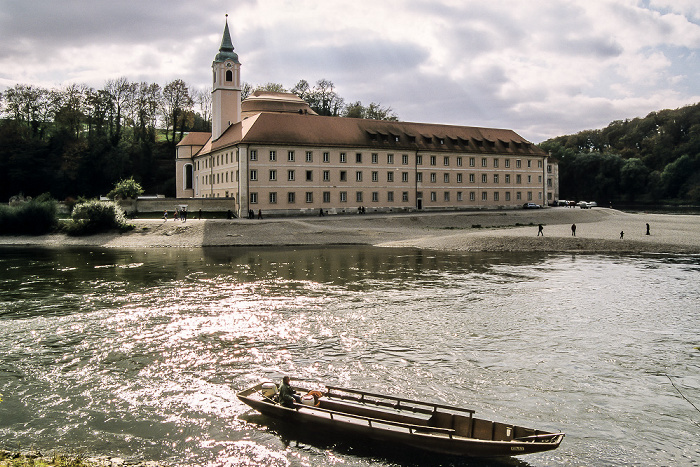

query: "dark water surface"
left=0, top=246, right=698, bottom=466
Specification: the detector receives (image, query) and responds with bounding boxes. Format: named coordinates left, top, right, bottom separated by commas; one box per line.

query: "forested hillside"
left=540, top=103, right=700, bottom=204
left=0, top=78, right=396, bottom=202
left=0, top=78, right=208, bottom=201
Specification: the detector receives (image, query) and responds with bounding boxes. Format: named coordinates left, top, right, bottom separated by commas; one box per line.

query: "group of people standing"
left=164, top=208, right=187, bottom=222
left=535, top=222, right=652, bottom=239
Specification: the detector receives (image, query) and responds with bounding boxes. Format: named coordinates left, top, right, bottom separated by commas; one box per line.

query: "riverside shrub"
left=0, top=195, right=58, bottom=235
left=107, top=177, right=144, bottom=200
left=67, top=199, right=130, bottom=235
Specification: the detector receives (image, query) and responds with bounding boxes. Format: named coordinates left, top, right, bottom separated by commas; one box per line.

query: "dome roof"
left=241, top=91, right=318, bottom=118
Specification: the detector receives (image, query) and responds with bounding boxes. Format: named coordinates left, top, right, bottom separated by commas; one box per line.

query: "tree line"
left=0, top=78, right=209, bottom=202
left=0, top=77, right=397, bottom=202
left=539, top=102, right=700, bottom=205
left=245, top=79, right=398, bottom=120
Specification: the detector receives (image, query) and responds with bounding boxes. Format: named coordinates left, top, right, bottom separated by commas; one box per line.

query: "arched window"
left=184, top=164, right=193, bottom=190
left=225, top=70, right=233, bottom=82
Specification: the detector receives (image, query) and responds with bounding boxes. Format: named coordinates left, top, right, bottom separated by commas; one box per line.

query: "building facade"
left=176, top=20, right=557, bottom=216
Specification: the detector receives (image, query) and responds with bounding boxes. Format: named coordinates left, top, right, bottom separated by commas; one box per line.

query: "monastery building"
left=176, top=20, right=559, bottom=216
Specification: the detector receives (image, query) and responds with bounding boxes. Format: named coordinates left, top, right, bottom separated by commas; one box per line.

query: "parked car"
left=588, top=201, right=598, bottom=208
left=523, top=202, right=541, bottom=209
left=578, top=201, right=589, bottom=209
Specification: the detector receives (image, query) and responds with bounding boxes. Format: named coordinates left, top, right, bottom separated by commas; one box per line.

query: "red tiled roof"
left=209, top=113, right=544, bottom=156
left=177, top=132, right=211, bottom=147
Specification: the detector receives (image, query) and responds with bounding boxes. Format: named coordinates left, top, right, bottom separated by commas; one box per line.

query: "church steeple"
left=215, top=18, right=239, bottom=64
left=211, top=15, right=242, bottom=140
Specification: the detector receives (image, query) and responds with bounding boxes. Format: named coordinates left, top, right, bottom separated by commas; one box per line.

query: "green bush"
left=107, top=177, right=144, bottom=200
left=0, top=194, right=58, bottom=235
left=66, top=199, right=131, bottom=236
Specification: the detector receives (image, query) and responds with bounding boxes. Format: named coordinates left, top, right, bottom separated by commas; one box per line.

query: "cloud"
left=0, top=0, right=699, bottom=142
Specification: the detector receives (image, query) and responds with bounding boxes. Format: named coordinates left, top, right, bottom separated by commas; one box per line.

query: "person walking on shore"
left=571, top=224, right=576, bottom=236
left=620, top=230, right=624, bottom=239
left=537, top=224, right=544, bottom=236
left=646, top=223, right=650, bottom=235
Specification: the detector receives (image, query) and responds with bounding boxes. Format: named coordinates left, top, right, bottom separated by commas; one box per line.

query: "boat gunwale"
left=324, top=384, right=476, bottom=416
left=236, top=382, right=565, bottom=447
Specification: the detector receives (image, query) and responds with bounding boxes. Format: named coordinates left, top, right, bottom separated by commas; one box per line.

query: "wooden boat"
left=237, top=381, right=564, bottom=458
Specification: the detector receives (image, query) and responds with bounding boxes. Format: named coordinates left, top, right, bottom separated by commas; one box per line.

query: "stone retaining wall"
left=118, top=198, right=236, bottom=215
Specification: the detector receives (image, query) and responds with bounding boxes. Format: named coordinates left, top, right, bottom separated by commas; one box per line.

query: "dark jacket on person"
left=279, top=382, right=297, bottom=408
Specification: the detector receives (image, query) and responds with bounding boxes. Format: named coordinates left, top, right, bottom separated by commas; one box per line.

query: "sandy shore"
left=1, top=208, right=699, bottom=254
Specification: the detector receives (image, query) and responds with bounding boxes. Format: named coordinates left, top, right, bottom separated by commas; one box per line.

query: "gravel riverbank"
left=0, top=208, right=698, bottom=254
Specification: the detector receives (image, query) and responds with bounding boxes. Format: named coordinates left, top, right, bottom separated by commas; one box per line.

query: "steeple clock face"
left=226, top=62, right=233, bottom=68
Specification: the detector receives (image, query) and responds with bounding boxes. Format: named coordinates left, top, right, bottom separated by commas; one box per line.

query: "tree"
left=660, top=154, right=698, bottom=199
left=342, top=101, right=398, bottom=120
left=307, top=79, right=344, bottom=116
left=255, top=82, right=286, bottom=93
left=241, top=82, right=253, bottom=100
left=2, top=84, right=50, bottom=138
left=193, top=86, right=212, bottom=130
left=365, top=102, right=398, bottom=121
left=620, top=158, right=649, bottom=202
left=107, top=177, right=144, bottom=200
left=161, top=79, right=193, bottom=144
left=105, top=77, right=136, bottom=145
left=291, top=80, right=311, bottom=100
left=343, top=101, right=365, bottom=119
left=133, top=82, right=161, bottom=142
left=53, top=83, right=88, bottom=139
left=85, top=89, right=113, bottom=139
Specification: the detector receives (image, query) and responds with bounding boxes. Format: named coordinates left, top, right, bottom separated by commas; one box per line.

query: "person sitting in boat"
left=279, top=376, right=301, bottom=408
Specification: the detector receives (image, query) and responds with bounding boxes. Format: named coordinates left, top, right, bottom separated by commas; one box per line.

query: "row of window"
left=249, top=169, right=542, bottom=184
left=249, top=190, right=540, bottom=204
left=183, top=163, right=554, bottom=194
left=251, top=149, right=541, bottom=168
left=202, top=149, right=543, bottom=169
left=200, top=170, right=544, bottom=186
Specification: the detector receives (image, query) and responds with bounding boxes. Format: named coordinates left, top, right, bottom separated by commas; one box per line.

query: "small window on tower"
left=226, top=70, right=233, bottom=82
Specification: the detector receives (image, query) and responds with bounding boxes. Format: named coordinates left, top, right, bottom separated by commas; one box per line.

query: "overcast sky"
left=1, top=0, right=699, bottom=142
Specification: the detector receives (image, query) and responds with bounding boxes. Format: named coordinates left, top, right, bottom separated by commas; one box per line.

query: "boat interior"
left=241, top=383, right=563, bottom=444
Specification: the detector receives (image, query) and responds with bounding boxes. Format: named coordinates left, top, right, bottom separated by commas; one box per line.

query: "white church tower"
left=211, top=16, right=241, bottom=140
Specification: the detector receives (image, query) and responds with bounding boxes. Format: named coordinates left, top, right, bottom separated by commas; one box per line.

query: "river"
left=0, top=246, right=698, bottom=466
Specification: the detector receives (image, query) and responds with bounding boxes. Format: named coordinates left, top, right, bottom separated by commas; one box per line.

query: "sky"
left=1, top=0, right=699, bottom=143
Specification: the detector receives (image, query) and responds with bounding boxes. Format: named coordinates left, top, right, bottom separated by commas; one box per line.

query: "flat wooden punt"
left=237, top=382, right=564, bottom=457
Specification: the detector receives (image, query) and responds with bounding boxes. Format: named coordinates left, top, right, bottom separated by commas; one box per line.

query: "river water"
left=0, top=246, right=698, bottom=466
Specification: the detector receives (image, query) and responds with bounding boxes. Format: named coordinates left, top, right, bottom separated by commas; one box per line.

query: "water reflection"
left=237, top=412, right=532, bottom=467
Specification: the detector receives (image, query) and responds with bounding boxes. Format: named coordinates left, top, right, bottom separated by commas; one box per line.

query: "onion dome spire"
left=215, top=15, right=239, bottom=63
